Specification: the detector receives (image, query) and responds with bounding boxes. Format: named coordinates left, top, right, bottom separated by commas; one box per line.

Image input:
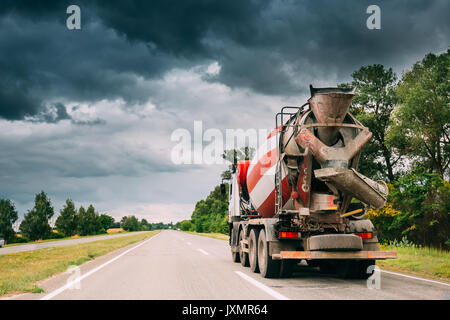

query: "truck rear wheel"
left=239, top=229, right=249, bottom=267
left=249, top=229, right=260, bottom=273
left=231, top=250, right=240, bottom=263
left=257, top=229, right=280, bottom=278
left=231, top=229, right=240, bottom=263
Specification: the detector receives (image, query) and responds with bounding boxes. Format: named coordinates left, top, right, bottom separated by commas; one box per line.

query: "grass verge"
left=181, top=231, right=229, bottom=241
left=4, top=230, right=130, bottom=248
left=0, top=231, right=160, bottom=296
left=377, top=244, right=450, bottom=282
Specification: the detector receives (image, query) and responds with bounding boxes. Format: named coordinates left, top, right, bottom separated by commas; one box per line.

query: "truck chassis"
left=229, top=217, right=396, bottom=279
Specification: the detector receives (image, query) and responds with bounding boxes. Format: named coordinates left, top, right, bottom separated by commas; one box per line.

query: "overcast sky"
left=0, top=0, right=448, bottom=223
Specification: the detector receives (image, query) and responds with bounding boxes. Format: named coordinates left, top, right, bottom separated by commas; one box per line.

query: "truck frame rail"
left=273, top=250, right=397, bottom=260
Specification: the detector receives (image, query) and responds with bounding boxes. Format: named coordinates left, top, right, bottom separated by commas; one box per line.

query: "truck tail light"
left=279, top=232, right=299, bottom=239
left=355, top=232, right=373, bottom=239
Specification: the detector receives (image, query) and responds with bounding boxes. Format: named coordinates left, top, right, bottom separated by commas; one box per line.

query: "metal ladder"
left=274, top=105, right=307, bottom=215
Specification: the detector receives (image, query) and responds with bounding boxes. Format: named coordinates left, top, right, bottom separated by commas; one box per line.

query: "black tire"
left=257, top=229, right=280, bottom=278
left=239, top=229, right=249, bottom=267
left=231, top=229, right=240, bottom=263
left=280, top=260, right=297, bottom=278
left=337, top=260, right=376, bottom=279
left=356, top=260, right=376, bottom=279
left=249, top=229, right=260, bottom=273
left=232, top=250, right=240, bottom=263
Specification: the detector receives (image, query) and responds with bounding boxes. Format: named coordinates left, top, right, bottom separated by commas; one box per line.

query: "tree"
left=191, top=184, right=229, bottom=234
left=77, top=205, right=102, bottom=236
left=388, top=49, right=450, bottom=179
left=221, top=147, right=255, bottom=180
left=180, top=220, right=193, bottom=231
left=368, top=169, right=450, bottom=249
left=0, top=199, right=19, bottom=242
left=110, top=220, right=121, bottom=228
left=151, top=222, right=168, bottom=230
left=98, top=213, right=115, bottom=231
left=140, top=218, right=151, bottom=231
left=340, top=64, right=400, bottom=181
left=121, top=215, right=140, bottom=231
left=77, top=206, right=87, bottom=235
left=20, top=191, right=54, bottom=240
left=55, top=199, right=78, bottom=236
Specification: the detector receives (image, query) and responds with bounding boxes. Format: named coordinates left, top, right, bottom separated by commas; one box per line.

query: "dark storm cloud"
left=0, top=0, right=448, bottom=120
left=86, top=0, right=450, bottom=94
left=0, top=3, right=192, bottom=120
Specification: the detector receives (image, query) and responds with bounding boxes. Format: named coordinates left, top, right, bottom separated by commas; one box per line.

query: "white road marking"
left=381, top=269, right=450, bottom=287
left=40, top=232, right=161, bottom=300
left=197, top=248, right=209, bottom=255
left=235, top=271, right=290, bottom=300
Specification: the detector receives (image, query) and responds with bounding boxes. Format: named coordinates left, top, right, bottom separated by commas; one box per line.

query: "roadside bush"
left=368, top=170, right=449, bottom=249
left=8, top=235, right=30, bottom=244
left=180, top=220, right=193, bottom=231
left=367, top=201, right=401, bottom=243
left=47, top=231, right=66, bottom=239
left=389, top=236, right=421, bottom=249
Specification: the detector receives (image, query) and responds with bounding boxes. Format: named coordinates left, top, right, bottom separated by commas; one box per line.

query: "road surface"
left=0, top=232, right=146, bottom=256
left=5, top=230, right=450, bottom=300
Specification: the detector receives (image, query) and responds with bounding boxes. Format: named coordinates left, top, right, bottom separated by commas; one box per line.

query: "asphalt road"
left=6, top=230, right=450, bottom=300
left=0, top=232, right=146, bottom=256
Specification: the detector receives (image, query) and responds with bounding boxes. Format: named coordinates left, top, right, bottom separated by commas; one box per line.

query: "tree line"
left=340, top=50, right=449, bottom=249
left=176, top=184, right=229, bottom=234
left=182, top=49, right=449, bottom=249
left=0, top=191, right=174, bottom=244
left=177, top=149, right=254, bottom=234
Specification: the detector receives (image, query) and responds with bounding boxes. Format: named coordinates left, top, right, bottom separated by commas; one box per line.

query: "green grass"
left=4, top=231, right=131, bottom=247
left=181, top=231, right=229, bottom=241
left=378, top=244, right=450, bottom=282
left=0, top=231, right=160, bottom=296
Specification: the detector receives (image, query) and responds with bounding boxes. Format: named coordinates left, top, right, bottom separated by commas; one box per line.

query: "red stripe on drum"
left=246, top=148, right=278, bottom=193
left=255, top=176, right=292, bottom=218
left=267, top=126, right=282, bottom=139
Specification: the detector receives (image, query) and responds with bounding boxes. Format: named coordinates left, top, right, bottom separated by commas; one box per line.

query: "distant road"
left=0, top=232, right=146, bottom=256
left=8, top=230, right=450, bottom=300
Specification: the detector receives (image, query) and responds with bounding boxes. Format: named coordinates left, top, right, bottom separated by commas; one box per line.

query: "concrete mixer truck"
left=227, top=85, right=396, bottom=279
